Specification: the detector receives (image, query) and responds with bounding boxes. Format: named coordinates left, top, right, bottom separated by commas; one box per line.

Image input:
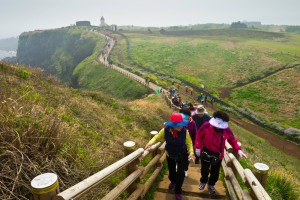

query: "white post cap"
left=254, top=163, right=269, bottom=174
left=150, top=131, right=158, bottom=135
left=123, top=141, right=136, bottom=150
left=31, top=173, right=58, bottom=189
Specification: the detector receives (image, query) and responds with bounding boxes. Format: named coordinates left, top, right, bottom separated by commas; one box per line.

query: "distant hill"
left=16, top=28, right=147, bottom=100
left=0, top=37, right=18, bottom=51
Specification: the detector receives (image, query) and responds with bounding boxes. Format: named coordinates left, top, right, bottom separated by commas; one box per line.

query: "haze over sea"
left=0, top=50, right=16, bottom=60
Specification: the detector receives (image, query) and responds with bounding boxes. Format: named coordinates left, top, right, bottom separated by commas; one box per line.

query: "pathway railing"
left=223, top=142, right=271, bottom=200
left=31, top=141, right=166, bottom=200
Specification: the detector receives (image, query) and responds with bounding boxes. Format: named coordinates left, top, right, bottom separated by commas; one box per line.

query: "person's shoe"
left=207, top=184, right=216, bottom=194
left=184, top=171, right=188, bottom=177
left=175, top=194, right=182, bottom=200
left=168, top=182, right=175, bottom=190
left=198, top=182, right=206, bottom=190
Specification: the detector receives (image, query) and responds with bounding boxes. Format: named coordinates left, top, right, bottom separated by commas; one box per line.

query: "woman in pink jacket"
left=194, top=111, right=247, bottom=194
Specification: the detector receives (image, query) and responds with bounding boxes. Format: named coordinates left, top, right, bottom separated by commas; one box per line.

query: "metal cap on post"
left=253, top=163, right=269, bottom=188
left=31, top=173, right=59, bottom=200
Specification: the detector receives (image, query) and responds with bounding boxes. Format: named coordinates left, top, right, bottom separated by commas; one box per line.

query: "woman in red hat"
left=145, top=113, right=195, bottom=200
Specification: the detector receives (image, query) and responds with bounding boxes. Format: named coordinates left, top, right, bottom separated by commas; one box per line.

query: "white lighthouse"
left=100, top=16, right=105, bottom=27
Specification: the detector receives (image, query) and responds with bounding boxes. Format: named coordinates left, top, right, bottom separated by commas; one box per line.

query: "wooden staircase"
left=155, top=163, right=226, bottom=200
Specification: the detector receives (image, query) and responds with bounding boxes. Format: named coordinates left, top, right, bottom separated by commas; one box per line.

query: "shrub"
left=17, top=69, right=32, bottom=79
left=267, top=172, right=299, bottom=200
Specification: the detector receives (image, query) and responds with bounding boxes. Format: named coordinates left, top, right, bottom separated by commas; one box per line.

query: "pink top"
left=194, top=122, right=241, bottom=159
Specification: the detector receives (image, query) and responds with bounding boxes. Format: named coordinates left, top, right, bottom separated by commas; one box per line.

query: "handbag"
left=200, top=133, right=223, bottom=165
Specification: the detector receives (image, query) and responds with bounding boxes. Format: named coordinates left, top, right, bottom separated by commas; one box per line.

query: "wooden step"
left=158, top=173, right=226, bottom=199
left=154, top=191, right=224, bottom=200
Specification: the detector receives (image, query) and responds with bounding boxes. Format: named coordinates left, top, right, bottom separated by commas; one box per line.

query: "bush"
left=267, top=172, right=299, bottom=200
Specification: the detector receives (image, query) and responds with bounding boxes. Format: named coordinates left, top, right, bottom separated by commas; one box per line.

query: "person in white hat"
left=192, top=105, right=211, bottom=131
left=194, top=110, right=247, bottom=194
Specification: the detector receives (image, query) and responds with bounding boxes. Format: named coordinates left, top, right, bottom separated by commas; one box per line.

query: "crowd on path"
left=97, top=33, right=248, bottom=200
left=146, top=96, right=247, bottom=200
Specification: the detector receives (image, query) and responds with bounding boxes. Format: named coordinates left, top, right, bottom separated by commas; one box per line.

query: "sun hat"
left=209, top=117, right=228, bottom=129
left=165, top=113, right=188, bottom=128
left=196, top=105, right=207, bottom=114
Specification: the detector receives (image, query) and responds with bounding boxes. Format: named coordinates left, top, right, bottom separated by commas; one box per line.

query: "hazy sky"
left=1, top=0, right=299, bottom=39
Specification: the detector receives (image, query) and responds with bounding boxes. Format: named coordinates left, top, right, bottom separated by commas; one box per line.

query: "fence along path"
left=95, top=32, right=271, bottom=200
left=30, top=31, right=272, bottom=200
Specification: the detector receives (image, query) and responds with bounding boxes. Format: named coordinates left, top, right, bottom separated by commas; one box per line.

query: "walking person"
left=190, top=87, right=193, bottom=96
left=179, top=108, right=197, bottom=177
left=194, top=111, right=247, bottom=194
left=192, top=105, right=211, bottom=164
left=145, top=113, right=195, bottom=200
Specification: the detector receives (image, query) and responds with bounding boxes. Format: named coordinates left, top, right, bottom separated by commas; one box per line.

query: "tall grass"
left=0, top=62, right=172, bottom=199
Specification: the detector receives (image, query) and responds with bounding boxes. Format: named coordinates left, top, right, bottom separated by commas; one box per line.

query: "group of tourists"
left=145, top=106, right=247, bottom=200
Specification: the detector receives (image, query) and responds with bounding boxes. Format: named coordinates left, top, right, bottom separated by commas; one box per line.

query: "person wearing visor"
left=145, top=113, right=195, bottom=200
left=194, top=111, right=247, bottom=194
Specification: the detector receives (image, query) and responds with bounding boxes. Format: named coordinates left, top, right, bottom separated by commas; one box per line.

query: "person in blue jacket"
left=145, top=113, right=195, bottom=200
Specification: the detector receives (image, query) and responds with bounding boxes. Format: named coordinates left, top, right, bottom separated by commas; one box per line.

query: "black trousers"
left=167, top=155, right=186, bottom=194
left=200, top=158, right=222, bottom=185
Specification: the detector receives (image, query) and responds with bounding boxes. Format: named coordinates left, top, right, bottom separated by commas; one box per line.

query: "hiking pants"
left=167, top=155, right=186, bottom=194
left=200, top=158, right=222, bottom=185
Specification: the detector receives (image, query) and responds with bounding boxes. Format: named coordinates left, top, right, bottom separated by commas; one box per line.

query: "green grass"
left=110, top=29, right=300, bottom=130
left=0, top=63, right=173, bottom=199
left=231, top=67, right=300, bottom=129
left=229, top=122, right=300, bottom=199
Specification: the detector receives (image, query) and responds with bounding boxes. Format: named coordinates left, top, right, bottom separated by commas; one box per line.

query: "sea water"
left=0, top=50, right=16, bottom=60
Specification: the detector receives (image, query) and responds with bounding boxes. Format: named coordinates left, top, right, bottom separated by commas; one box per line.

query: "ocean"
left=0, top=50, right=16, bottom=60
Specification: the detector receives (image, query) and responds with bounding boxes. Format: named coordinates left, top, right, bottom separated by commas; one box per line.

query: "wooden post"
left=253, top=163, right=269, bottom=188
left=123, top=141, right=138, bottom=194
left=31, top=173, right=59, bottom=200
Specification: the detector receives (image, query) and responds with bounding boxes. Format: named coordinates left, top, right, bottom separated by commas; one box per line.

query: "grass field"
left=110, top=29, right=300, bottom=130
left=229, top=122, right=300, bottom=199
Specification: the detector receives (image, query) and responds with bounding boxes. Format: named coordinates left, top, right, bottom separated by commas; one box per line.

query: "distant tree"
left=230, top=21, right=248, bottom=29
left=159, top=29, right=166, bottom=34
left=147, top=28, right=152, bottom=33
left=285, top=26, right=300, bottom=33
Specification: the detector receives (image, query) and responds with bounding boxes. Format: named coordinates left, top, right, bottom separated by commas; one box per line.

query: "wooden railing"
left=223, top=142, right=271, bottom=200
left=31, top=141, right=166, bottom=200
left=163, top=93, right=271, bottom=200
left=30, top=32, right=272, bottom=200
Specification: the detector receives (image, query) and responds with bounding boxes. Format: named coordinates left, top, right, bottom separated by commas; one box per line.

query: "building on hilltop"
left=76, top=21, right=91, bottom=26
left=100, top=16, right=117, bottom=31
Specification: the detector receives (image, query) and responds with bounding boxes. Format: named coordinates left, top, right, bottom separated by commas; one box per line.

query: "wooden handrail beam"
left=244, top=169, right=272, bottom=200
left=141, top=142, right=162, bottom=159
left=54, top=148, right=144, bottom=200
left=228, top=153, right=246, bottom=181
left=102, top=169, right=143, bottom=200
left=141, top=153, right=164, bottom=178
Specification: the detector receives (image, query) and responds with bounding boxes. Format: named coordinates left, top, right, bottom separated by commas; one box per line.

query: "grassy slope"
left=0, top=62, right=172, bottom=199
left=1, top=62, right=299, bottom=199
left=230, top=122, right=300, bottom=199
left=231, top=67, right=300, bottom=128
left=73, top=39, right=147, bottom=100
left=110, top=29, right=300, bottom=129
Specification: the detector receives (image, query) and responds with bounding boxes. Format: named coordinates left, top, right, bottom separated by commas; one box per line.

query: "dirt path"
left=98, top=32, right=300, bottom=161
